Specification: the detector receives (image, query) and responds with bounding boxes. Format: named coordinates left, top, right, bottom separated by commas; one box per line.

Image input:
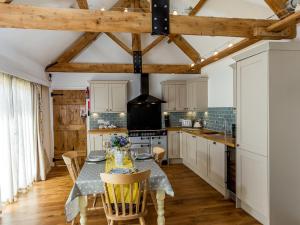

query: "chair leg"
left=150, top=191, right=158, bottom=212
left=139, top=217, right=146, bottom=225
left=109, top=220, right=115, bottom=225
left=92, top=194, right=98, bottom=208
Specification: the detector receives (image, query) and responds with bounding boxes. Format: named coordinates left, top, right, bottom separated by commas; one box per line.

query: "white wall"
left=203, top=58, right=235, bottom=107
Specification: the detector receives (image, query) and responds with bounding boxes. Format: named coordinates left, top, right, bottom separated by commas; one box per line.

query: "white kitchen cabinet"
left=91, top=83, right=109, bottom=113
left=237, top=150, right=268, bottom=222
left=89, top=134, right=104, bottom=152
left=90, top=81, right=128, bottom=113
left=181, top=132, right=188, bottom=160
left=207, top=140, right=226, bottom=190
left=161, top=81, right=187, bottom=112
left=186, top=77, right=208, bottom=111
left=234, top=42, right=300, bottom=225
left=88, top=132, right=127, bottom=154
left=167, top=131, right=181, bottom=159
left=196, top=136, right=208, bottom=179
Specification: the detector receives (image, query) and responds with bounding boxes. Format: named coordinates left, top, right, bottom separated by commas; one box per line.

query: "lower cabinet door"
left=187, top=134, right=197, bottom=166
left=89, top=134, right=103, bottom=152
left=168, top=131, right=180, bottom=159
left=181, top=132, right=187, bottom=160
left=237, top=149, right=268, bottom=220
left=196, top=136, right=208, bottom=178
left=208, top=141, right=225, bottom=188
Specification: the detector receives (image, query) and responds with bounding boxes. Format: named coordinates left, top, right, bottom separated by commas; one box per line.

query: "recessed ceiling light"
left=214, top=51, right=218, bottom=56
left=228, top=43, right=233, bottom=48
left=201, top=58, right=205, bottom=62
left=172, top=10, right=178, bottom=15
left=124, top=8, right=128, bottom=12
left=190, top=63, right=195, bottom=68
left=101, top=7, right=105, bottom=11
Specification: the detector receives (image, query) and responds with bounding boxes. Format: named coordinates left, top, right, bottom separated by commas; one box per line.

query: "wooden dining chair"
left=100, top=170, right=151, bottom=225
left=62, top=151, right=100, bottom=225
left=153, top=147, right=165, bottom=167
left=62, top=151, right=85, bottom=183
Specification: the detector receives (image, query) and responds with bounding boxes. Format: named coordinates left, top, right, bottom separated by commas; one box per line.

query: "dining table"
left=65, top=151, right=174, bottom=225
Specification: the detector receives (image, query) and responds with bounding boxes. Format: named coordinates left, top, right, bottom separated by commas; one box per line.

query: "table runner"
left=105, top=154, right=138, bottom=203
left=65, top=151, right=174, bottom=222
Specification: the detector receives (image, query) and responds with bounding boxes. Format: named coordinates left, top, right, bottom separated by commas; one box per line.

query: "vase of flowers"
left=111, top=135, right=130, bottom=167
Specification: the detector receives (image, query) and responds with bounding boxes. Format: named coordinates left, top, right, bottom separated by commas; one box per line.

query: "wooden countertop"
left=167, top=127, right=236, bottom=148
left=89, top=128, right=128, bottom=134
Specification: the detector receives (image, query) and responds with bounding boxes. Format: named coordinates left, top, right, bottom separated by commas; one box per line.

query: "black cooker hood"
left=127, top=73, right=165, bottom=105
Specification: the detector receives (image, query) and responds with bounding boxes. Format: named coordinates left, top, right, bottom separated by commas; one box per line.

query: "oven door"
left=130, top=143, right=151, bottom=155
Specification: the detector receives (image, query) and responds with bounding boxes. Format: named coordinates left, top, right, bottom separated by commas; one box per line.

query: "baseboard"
left=169, top=158, right=183, bottom=164
left=240, top=201, right=269, bottom=225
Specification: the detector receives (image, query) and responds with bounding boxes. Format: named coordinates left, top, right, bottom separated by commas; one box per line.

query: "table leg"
left=156, top=190, right=165, bottom=225
left=79, top=196, right=88, bottom=225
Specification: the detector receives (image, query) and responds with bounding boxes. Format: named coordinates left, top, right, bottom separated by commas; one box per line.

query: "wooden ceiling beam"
left=47, top=0, right=130, bottom=66
left=105, top=33, right=133, bottom=55
left=264, top=0, right=290, bottom=18
left=267, top=11, right=300, bottom=32
left=132, top=33, right=141, bottom=51
left=169, top=35, right=201, bottom=63
left=200, top=38, right=261, bottom=67
left=0, top=4, right=295, bottom=39
left=54, top=32, right=100, bottom=63
left=200, top=6, right=299, bottom=68
left=76, top=0, right=88, bottom=9
left=142, top=36, right=165, bottom=56
left=46, top=63, right=200, bottom=74
left=189, top=0, right=208, bottom=16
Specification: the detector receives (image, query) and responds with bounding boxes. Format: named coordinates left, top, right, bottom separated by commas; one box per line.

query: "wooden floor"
left=1, top=164, right=260, bottom=225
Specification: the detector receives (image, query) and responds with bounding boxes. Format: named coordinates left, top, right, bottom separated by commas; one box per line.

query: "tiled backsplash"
left=165, top=107, right=236, bottom=133
left=204, top=107, right=236, bottom=133
left=89, top=107, right=236, bottom=133
left=89, top=113, right=127, bottom=129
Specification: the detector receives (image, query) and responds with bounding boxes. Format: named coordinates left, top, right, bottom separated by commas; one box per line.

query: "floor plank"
left=1, top=164, right=260, bottom=225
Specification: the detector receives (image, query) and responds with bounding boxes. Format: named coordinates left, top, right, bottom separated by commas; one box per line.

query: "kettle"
left=194, top=121, right=201, bottom=128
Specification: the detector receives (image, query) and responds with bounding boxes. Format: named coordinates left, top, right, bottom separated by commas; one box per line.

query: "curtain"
left=32, top=84, right=50, bottom=181
left=0, top=72, right=50, bottom=203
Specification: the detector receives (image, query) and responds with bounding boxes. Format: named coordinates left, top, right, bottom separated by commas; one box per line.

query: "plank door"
left=52, top=90, right=87, bottom=165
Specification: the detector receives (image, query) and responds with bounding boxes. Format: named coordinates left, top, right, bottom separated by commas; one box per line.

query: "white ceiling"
left=0, top=0, right=293, bottom=83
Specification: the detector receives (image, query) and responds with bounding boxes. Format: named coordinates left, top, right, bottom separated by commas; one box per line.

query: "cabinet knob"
left=237, top=144, right=240, bottom=147
left=213, top=141, right=216, bottom=145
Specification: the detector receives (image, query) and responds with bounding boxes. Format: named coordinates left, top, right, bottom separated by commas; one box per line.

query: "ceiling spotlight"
left=190, top=63, right=195, bottom=68
left=172, top=10, right=178, bottom=15
left=101, top=7, right=105, bottom=11
left=213, top=51, right=218, bottom=56
left=228, top=43, right=233, bottom=48
left=201, top=58, right=205, bottom=62
left=124, top=8, right=128, bottom=12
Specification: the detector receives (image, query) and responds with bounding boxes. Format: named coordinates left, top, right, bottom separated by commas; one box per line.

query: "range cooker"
left=128, top=129, right=168, bottom=161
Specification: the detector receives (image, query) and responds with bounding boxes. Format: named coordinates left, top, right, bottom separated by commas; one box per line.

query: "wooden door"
left=91, top=83, right=109, bottom=112
left=110, top=83, right=127, bottom=112
left=208, top=141, right=225, bottom=188
left=176, top=84, right=187, bottom=111
left=52, top=90, right=87, bottom=165
left=237, top=52, right=268, bottom=157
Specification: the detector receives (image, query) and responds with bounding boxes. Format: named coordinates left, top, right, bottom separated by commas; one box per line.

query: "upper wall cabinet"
left=90, top=81, right=128, bottom=113
left=161, top=80, right=187, bottom=112
left=187, top=77, right=208, bottom=112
